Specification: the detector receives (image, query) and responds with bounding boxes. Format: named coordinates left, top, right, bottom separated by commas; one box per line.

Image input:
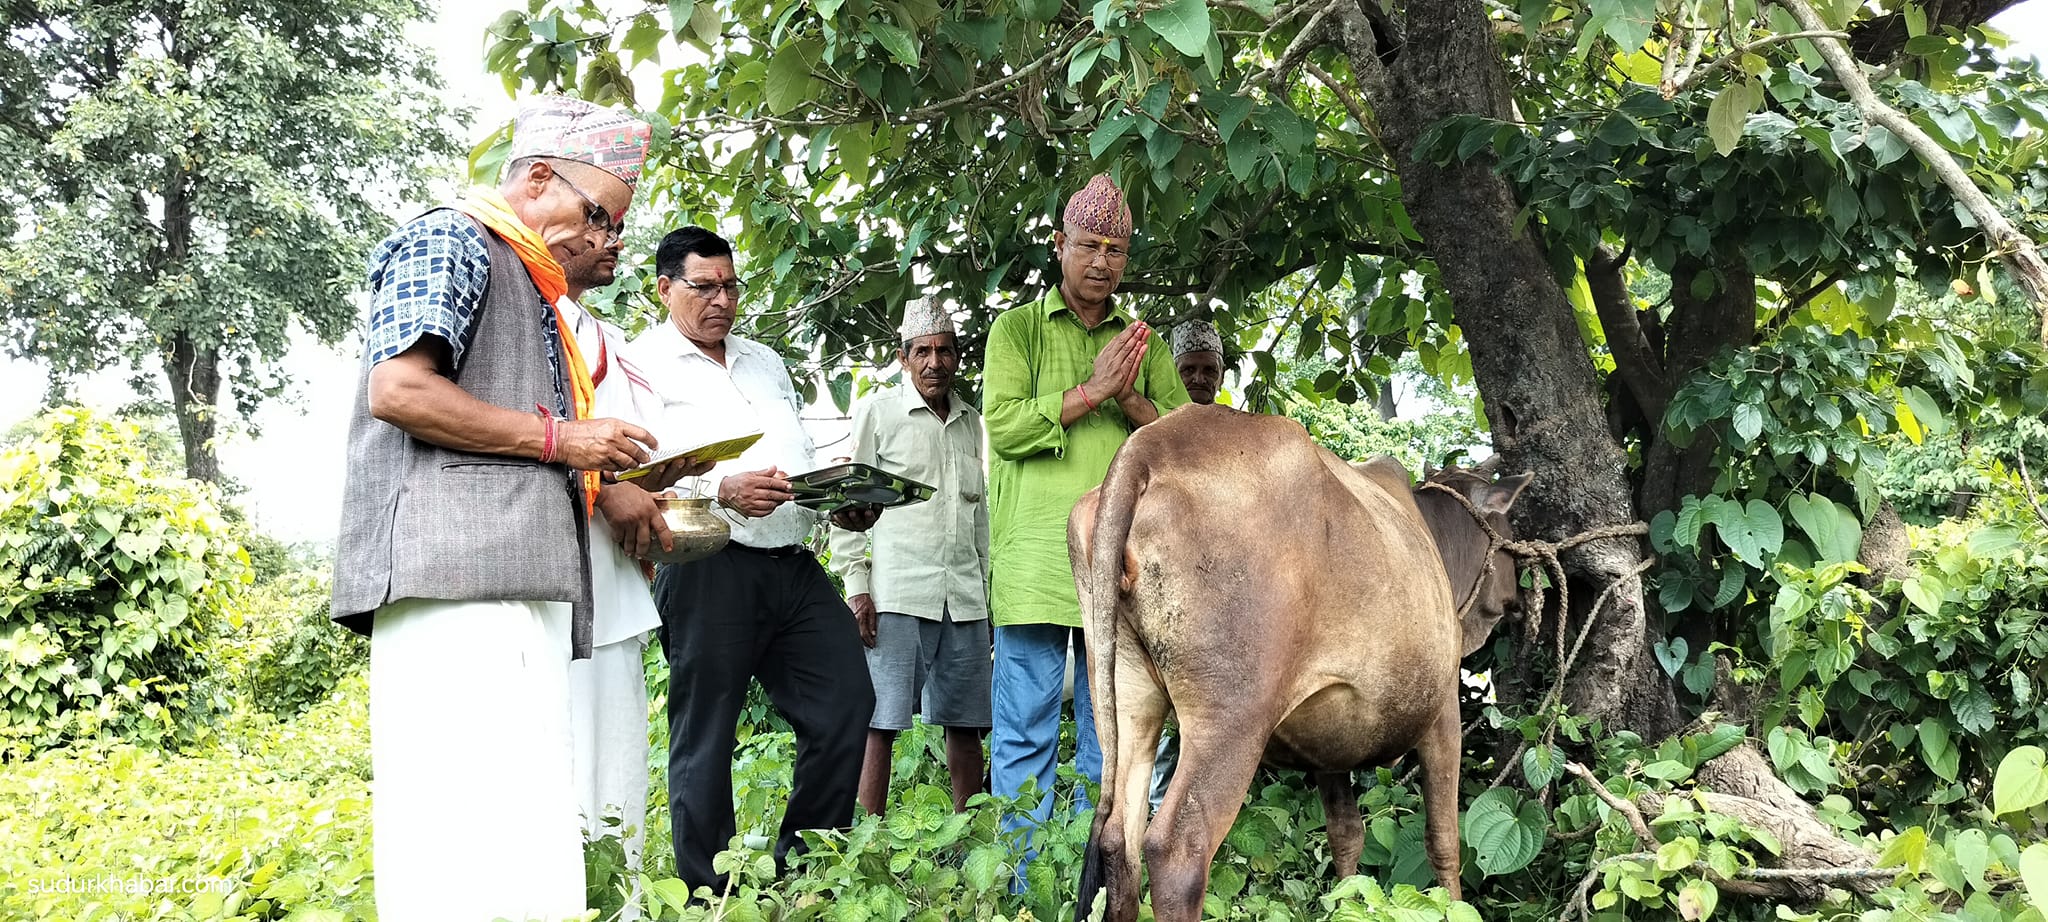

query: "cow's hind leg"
left=1145, top=721, right=1268, bottom=922
left=1418, top=704, right=1465, bottom=900
left=1315, top=771, right=1363, bottom=879
left=1079, top=620, right=1168, bottom=922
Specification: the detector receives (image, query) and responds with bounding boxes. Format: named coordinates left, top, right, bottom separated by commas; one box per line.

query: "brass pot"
left=642, top=495, right=731, bottom=565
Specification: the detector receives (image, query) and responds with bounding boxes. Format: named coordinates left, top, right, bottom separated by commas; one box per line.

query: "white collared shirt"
left=627, top=321, right=819, bottom=549
left=826, top=386, right=990, bottom=621
left=560, top=298, right=665, bottom=646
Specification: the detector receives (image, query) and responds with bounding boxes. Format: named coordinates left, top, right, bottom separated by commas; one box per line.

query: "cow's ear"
left=1478, top=472, right=1534, bottom=516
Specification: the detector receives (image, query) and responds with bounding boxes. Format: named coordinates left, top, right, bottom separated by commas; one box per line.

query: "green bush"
left=0, top=672, right=373, bottom=921
left=244, top=592, right=366, bottom=720
left=0, top=407, right=252, bottom=756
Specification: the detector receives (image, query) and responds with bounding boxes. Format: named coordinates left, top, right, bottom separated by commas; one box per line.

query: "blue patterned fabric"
left=363, top=210, right=492, bottom=370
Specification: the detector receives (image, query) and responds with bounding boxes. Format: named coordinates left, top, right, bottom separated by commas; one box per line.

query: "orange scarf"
left=454, top=188, right=601, bottom=514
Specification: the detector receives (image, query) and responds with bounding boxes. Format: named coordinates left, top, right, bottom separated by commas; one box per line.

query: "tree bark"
left=1639, top=255, right=1757, bottom=519
left=164, top=332, right=222, bottom=484
left=1339, top=0, right=1682, bottom=739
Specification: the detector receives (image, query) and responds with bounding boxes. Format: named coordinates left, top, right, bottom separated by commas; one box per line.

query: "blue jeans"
left=991, top=623, right=1100, bottom=854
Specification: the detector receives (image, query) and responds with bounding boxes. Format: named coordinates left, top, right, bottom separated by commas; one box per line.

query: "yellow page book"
left=615, top=431, right=763, bottom=481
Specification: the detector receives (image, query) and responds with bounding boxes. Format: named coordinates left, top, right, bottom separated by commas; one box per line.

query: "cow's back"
left=1111, top=405, right=1460, bottom=771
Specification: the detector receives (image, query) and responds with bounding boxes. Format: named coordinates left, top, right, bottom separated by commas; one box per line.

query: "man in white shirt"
left=627, top=225, right=880, bottom=897
left=828, top=298, right=992, bottom=816
left=556, top=230, right=701, bottom=919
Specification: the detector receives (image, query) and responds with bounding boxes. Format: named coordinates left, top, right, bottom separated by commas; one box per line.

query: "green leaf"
left=1732, top=402, right=1764, bottom=442
left=1674, top=499, right=1710, bottom=548
left=1825, top=181, right=1859, bottom=233
left=689, top=0, right=722, bottom=45
left=1786, top=493, right=1861, bottom=564
left=1460, top=788, right=1546, bottom=876
left=1657, top=836, right=1701, bottom=872
left=1089, top=114, right=1138, bottom=159
left=1256, top=105, right=1312, bottom=154
left=1718, top=499, right=1784, bottom=567
left=1644, top=759, right=1695, bottom=781
left=1226, top=131, right=1260, bottom=181
left=1919, top=719, right=1960, bottom=782
left=867, top=20, right=920, bottom=66
left=1952, top=688, right=1995, bottom=735
left=1677, top=878, right=1719, bottom=920
left=1900, top=386, right=1946, bottom=435
left=1902, top=573, right=1944, bottom=616
left=1522, top=744, right=1565, bottom=788
left=1594, top=114, right=1640, bottom=146
left=963, top=844, right=1007, bottom=891
left=1878, top=827, right=1928, bottom=871
left=1954, top=828, right=1991, bottom=891
left=1969, top=525, right=2021, bottom=558
left=765, top=43, right=820, bottom=116
left=2021, top=843, right=2048, bottom=917
left=1147, top=0, right=1215, bottom=58
left=1018, top=0, right=1060, bottom=21
left=1068, top=41, right=1104, bottom=84
left=1209, top=94, right=1254, bottom=142
left=1995, top=746, right=2048, bottom=815
left=1147, top=128, right=1184, bottom=170
left=1707, top=79, right=1762, bottom=156
left=667, top=0, right=697, bottom=38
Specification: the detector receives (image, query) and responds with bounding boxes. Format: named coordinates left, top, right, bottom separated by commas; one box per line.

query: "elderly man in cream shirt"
left=829, top=298, right=992, bottom=816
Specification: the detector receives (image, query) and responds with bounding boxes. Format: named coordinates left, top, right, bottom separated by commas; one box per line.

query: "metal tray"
left=787, top=462, right=935, bottom=513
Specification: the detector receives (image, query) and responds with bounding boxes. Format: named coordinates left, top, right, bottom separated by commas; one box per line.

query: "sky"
left=2, top=0, right=2045, bottom=544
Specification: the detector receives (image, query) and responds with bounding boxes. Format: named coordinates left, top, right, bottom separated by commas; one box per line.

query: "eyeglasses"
left=552, top=171, right=624, bottom=244
left=1068, top=239, right=1129, bottom=266
left=669, top=277, right=747, bottom=300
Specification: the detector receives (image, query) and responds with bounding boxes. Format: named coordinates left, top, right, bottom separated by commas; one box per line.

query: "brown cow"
left=1068, top=404, right=1532, bottom=922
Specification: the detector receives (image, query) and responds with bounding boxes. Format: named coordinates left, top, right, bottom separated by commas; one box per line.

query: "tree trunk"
left=164, top=332, right=222, bottom=484
left=1340, top=0, right=1683, bottom=740
left=1639, top=255, right=1756, bottom=519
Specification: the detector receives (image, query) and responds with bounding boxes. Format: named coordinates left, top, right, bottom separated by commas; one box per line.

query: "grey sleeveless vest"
left=331, top=216, right=595, bottom=657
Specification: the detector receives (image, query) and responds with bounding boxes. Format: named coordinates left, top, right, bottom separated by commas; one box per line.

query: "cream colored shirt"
left=627, top=322, right=820, bottom=550
left=827, top=385, right=990, bottom=622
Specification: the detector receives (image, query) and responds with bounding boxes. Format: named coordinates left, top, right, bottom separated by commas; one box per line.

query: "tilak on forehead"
left=507, top=95, right=654, bottom=211
left=1063, top=173, right=1134, bottom=239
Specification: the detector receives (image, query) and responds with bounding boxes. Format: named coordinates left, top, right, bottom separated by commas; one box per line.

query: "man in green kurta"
left=984, top=173, right=1189, bottom=853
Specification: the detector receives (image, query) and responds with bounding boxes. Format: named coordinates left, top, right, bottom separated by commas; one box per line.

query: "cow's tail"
left=1077, top=449, right=1147, bottom=921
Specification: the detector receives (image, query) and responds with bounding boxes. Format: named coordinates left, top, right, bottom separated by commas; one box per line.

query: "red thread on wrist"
left=535, top=404, right=558, bottom=464
left=1078, top=383, right=1098, bottom=411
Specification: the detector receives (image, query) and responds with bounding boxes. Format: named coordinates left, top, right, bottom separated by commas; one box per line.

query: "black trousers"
left=654, top=544, right=875, bottom=894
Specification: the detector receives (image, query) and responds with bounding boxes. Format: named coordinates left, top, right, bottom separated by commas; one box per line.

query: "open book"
left=615, top=431, right=764, bottom=481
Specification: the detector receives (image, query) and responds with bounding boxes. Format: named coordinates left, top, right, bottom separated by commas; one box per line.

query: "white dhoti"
left=569, top=632, right=651, bottom=917
left=370, top=597, right=585, bottom=922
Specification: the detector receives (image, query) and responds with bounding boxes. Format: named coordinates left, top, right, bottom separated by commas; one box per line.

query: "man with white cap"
left=983, top=173, right=1189, bottom=860
left=1170, top=319, right=1228, bottom=406
left=332, top=95, right=692, bottom=922
left=828, top=297, right=993, bottom=816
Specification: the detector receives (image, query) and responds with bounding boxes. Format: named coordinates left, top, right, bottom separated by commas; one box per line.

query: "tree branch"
left=1117, top=237, right=1399, bottom=296
left=1771, top=0, right=2048, bottom=346
left=1664, top=29, right=1850, bottom=96
left=1587, top=244, right=1669, bottom=424
left=1240, top=0, right=1344, bottom=96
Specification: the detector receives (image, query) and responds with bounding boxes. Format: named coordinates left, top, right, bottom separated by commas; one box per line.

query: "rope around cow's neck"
left=1415, top=480, right=1654, bottom=790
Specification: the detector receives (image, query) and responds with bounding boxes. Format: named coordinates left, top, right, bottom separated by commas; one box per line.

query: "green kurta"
left=985, top=288, right=1190, bottom=628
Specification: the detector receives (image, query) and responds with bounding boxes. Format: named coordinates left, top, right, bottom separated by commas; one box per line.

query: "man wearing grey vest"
left=331, top=97, right=698, bottom=922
